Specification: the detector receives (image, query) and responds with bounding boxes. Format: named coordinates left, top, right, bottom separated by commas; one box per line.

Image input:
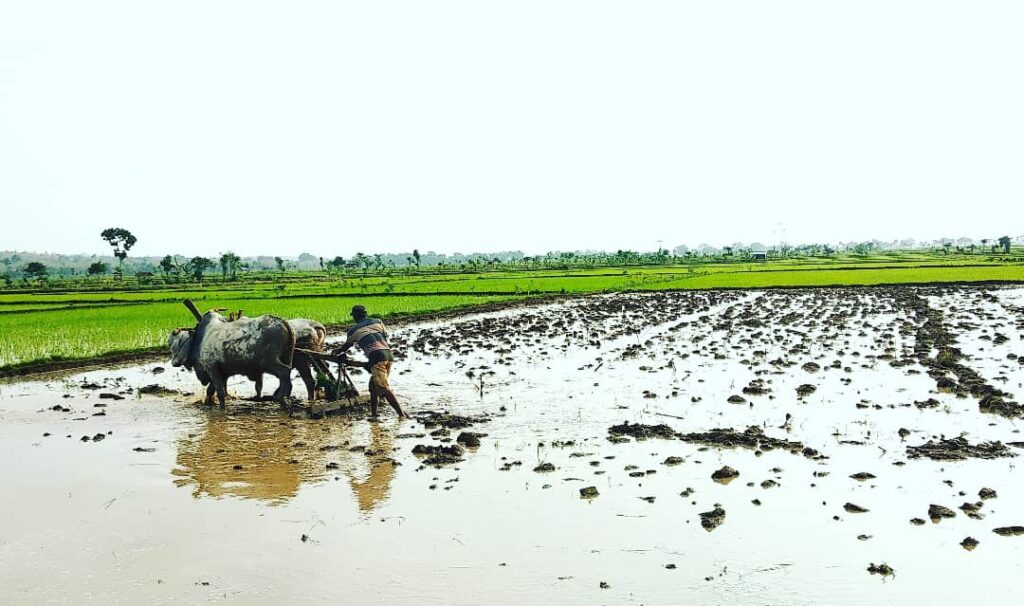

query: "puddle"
left=2, top=287, right=1023, bottom=605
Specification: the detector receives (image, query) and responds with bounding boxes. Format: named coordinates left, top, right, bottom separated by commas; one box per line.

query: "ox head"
left=168, top=328, right=194, bottom=368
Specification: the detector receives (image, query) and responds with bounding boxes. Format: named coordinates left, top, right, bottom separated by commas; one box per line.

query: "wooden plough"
left=281, top=349, right=374, bottom=418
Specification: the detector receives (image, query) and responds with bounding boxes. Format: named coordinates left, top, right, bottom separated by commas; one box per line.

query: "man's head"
left=350, top=304, right=367, bottom=320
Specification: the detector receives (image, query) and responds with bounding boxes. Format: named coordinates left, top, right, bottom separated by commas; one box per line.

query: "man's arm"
left=332, top=330, right=359, bottom=355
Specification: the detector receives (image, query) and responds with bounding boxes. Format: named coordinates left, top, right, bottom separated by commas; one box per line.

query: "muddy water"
left=2, top=288, right=1024, bottom=605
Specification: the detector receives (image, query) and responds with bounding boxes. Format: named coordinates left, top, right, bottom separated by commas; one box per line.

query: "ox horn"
left=183, top=299, right=203, bottom=322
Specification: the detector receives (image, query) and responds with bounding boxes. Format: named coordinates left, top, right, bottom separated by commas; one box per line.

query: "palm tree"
left=190, top=257, right=214, bottom=282
left=998, top=236, right=1011, bottom=254
left=159, top=255, right=177, bottom=279
left=219, top=252, right=241, bottom=280
left=353, top=252, right=371, bottom=275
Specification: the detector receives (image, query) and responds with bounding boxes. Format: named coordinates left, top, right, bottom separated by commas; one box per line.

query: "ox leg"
left=204, top=384, right=215, bottom=406
left=215, top=380, right=228, bottom=407
left=295, top=355, right=316, bottom=401
left=269, top=362, right=293, bottom=405
left=254, top=375, right=263, bottom=400
left=209, top=368, right=228, bottom=407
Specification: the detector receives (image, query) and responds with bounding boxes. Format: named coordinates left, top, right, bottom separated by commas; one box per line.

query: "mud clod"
left=993, top=526, right=1024, bottom=536
left=960, top=502, right=985, bottom=519
left=907, top=437, right=1016, bottom=461
left=678, top=426, right=812, bottom=457
left=796, top=384, right=817, bottom=398
left=412, top=444, right=464, bottom=457
left=580, top=486, right=599, bottom=499
left=423, top=454, right=463, bottom=466
left=138, top=384, right=181, bottom=396
left=456, top=432, right=484, bottom=447
left=699, top=507, right=726, bottom=531
left=413, top=444, right=464, bottom=466
left=608, top=422, right=678, bottom=440
left=928, top=504, right=957, bottom=521
left=415, top=411, right=490, bottom=430
left=711, top=466, right=740, bottom=482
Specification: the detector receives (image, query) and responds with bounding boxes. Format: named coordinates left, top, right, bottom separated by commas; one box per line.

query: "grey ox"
left=169, top=311, right=295, bottom=406
left=252, top=318, right=327, bottom=401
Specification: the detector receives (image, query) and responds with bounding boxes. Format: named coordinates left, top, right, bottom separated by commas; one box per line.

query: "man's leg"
left=379, top=386, right=407, bottom=418
left=372, top=361, right=407, bottom=418
left=367, top=377, right=379, bottom=418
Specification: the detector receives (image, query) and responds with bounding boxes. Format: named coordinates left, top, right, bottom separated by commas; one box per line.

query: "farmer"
left=334, top=304, right=408, bottom=419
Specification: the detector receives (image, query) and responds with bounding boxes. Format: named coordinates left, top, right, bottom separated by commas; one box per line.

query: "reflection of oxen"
left=173, top=412, right=397, bottom=511
left=173, top=412, right=306, bottom=502
left=253, top=319, right=326, bottom=401
left=169, top=311, right=295, bottom=406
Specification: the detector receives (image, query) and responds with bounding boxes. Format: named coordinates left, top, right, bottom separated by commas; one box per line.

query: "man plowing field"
left=334, top=304, right=408, bottom=419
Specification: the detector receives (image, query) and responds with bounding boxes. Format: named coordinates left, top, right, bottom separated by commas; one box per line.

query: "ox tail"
left=277, top=316, right=296, bottom=368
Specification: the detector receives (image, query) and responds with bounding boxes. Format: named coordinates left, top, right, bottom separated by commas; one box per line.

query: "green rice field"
left=2, top=256, right=1022, bottom=373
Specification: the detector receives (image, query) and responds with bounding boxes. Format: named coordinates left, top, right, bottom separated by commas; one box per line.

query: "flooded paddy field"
left=2, top=286, right=1024, bottom=605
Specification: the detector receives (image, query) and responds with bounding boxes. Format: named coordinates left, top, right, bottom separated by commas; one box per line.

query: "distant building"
left=750, top=246, right=768, bottom=262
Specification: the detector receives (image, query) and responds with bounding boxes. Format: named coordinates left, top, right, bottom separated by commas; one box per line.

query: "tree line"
left=3, top=228, right=1021, bottom=287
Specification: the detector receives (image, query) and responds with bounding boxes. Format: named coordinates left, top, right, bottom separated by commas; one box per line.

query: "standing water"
left=1, top=287, right=1022, bottom=605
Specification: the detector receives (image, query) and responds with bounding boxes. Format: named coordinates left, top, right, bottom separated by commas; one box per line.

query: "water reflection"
left=347, top=422, right=396, bottom=512
left=172, top=410, right=398, bottom=511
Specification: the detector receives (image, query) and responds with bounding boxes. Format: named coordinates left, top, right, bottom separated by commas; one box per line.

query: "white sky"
left=1, top=1, right=1022, bottom=258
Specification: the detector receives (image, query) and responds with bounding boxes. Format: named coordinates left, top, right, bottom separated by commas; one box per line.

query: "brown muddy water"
left=2, top=287, right=1024, bottom=605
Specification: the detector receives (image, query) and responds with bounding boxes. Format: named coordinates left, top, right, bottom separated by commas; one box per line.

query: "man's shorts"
left=370, top=360, right=392, bottom=390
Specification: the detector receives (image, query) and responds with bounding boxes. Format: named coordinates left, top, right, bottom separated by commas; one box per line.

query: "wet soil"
left=3, top=286, right=1024, bottom=605
left=906, top=437, right=1017, bottom=461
